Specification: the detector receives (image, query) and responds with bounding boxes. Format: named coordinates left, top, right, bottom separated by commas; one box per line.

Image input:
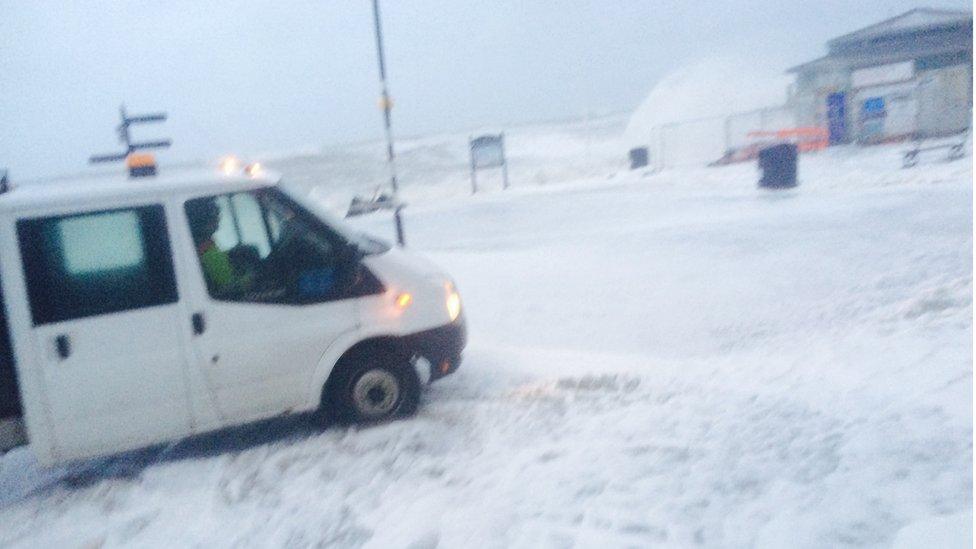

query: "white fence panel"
left=649, top=106, right=797, bottom=169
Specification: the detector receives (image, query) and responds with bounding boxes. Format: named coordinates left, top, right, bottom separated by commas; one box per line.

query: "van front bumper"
left=405, top=317, right=467, bottom=382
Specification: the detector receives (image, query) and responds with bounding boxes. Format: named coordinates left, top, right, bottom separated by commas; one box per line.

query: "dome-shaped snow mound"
left=625, top=57, right=792, bottom=148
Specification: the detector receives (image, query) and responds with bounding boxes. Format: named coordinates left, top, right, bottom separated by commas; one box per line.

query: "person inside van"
left=186, top=198, right=254, bottom=297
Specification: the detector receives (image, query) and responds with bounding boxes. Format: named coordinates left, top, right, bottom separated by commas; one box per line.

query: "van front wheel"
left=325, top=349, right=420, bottom=424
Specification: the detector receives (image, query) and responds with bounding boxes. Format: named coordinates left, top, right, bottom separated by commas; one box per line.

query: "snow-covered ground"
left=0, top=118, right=971, bottom=548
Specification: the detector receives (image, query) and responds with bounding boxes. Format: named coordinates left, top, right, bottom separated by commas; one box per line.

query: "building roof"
left=787, top=8, right=972, bottom=74
left=0, top=166, right=281, bottom=213
left=828, top=8, right=972, bottom=48
left=787, top=40, right=968, bottom=73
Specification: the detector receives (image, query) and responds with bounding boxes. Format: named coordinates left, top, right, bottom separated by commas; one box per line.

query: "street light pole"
left=371, top=0, right=406, bottom=246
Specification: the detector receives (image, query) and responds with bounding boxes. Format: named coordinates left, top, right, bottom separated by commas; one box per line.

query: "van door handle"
left=55, top=335, right=71, bottom=360
left=191, top=313, right=206, bottom=335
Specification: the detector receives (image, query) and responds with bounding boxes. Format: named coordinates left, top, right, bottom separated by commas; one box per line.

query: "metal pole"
left=500, top=132, right=510, bottom=190
left=371, top=0, right=405, bottom=246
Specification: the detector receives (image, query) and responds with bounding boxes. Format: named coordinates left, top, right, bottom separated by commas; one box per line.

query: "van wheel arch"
left=318, top=337, right=420, bottom=424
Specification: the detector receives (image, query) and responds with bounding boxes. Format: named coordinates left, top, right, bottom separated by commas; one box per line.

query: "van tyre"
left=324, top=348, right=420, bottom=425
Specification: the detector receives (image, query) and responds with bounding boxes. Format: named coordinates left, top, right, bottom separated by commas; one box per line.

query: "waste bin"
left=758, top=143, right=797, bottom=189
left=629, top=147, right=649, bottom=170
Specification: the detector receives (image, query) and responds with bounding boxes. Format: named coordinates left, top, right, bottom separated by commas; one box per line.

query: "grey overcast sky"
left=1, top=0, right=971, bottom=178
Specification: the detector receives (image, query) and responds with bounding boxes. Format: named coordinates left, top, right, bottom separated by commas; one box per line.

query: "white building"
left=788, top=8, right=973, bottom=144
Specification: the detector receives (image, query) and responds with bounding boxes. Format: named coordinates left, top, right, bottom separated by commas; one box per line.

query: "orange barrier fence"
left=747, top=127, right=829, bottom=153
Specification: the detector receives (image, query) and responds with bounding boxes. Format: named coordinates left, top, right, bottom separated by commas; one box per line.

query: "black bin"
left=758, top=143, right=797, bottom=189
left=629, top=147, right=649, bottom=170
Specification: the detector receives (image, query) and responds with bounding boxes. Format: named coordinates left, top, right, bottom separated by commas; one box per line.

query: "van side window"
left=185, top=189, right=346, bottom=304
left=17, top=205, right=178, bottom=325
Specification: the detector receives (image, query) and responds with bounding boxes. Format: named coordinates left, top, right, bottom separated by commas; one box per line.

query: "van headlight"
left=445, top=281, right=462, bottom=322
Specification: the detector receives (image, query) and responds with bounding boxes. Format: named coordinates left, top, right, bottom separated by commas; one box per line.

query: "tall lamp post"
left=372, top=0, right=406, bottom=246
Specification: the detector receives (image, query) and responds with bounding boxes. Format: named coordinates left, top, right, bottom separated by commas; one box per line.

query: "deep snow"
left=0, top=119, right=971, bottom=548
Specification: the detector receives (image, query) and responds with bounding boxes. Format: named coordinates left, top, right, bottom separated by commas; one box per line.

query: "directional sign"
left=124, top=113, right=167, bottom=124
left=90, top=104, right=171, bottom=165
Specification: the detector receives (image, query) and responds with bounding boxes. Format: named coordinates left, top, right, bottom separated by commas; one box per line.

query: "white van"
left=0, top=161, right=465, bottom=466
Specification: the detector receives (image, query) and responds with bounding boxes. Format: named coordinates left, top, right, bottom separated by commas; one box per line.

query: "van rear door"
left=16, top=204, right=193, bottom=461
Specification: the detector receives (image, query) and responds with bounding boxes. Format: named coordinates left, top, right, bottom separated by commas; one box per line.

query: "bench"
left=903, top=132, right=969, bottom=168
left=346, top=191, right=397, bottom=218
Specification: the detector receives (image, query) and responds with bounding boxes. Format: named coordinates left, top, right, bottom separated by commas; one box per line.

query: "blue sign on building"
left=860, top=96, right=887, bottom=142
left=862, top=97, right=886, bottom=116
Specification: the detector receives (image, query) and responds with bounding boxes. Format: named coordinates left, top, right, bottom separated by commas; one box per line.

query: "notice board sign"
left=471, top=135, right=505, bottom=169
left=469, top=133, right=509, bottom=193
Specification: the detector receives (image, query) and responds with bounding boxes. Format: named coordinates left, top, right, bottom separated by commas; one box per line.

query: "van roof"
left=0, top=167, right=281, bottom=214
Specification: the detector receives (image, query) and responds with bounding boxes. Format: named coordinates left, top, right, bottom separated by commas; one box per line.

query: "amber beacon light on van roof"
left=89, top=104, right=172, bottom=178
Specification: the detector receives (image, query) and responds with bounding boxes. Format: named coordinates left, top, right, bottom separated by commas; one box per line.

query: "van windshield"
left=281, top=186, right=391, bottom=256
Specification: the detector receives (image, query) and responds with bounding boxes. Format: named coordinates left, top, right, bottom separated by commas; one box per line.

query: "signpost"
left=371, top=0, right=406, bottom=247
left=469, top=133, right=509, bottom=194
left=89, top=104, right=171, bottom=164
